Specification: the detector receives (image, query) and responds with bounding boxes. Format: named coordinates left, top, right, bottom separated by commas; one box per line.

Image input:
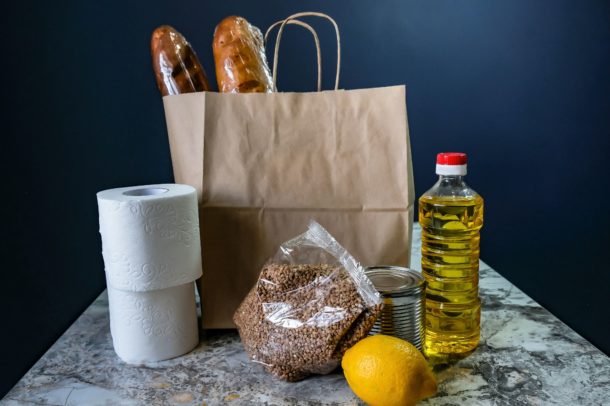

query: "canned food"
left=365, top=266, right=426, bottom=351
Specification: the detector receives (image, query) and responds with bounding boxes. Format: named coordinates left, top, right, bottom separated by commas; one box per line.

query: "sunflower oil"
left=419, top=152, right=484, bottom=363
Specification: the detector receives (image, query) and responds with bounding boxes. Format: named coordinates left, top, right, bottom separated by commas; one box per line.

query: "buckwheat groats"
left=234, top=263, right=382, bottom=381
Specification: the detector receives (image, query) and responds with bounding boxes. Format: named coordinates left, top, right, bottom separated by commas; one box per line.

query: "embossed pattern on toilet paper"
left=112, top=289, right=188, bottom=338
left=127, top=201, right=198, bottom=247
left=107, top=283, right=199, bottom=363
left=98, top=184, right=202, bottom=292
left=99, top=205, right=199, bottom=291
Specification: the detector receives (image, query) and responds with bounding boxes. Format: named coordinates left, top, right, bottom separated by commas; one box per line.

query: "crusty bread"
left=151, top=25, right=210, bottom=96
left=213, top=16, right=273, bottom=93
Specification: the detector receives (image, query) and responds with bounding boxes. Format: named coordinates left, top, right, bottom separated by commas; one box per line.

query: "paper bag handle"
left=265, top=19, right=322, bottom=92
left=266, top=12, right=341, bottom=91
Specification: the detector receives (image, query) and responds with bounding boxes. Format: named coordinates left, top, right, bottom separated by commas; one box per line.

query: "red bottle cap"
left=436, top=152, right=468, bottom=165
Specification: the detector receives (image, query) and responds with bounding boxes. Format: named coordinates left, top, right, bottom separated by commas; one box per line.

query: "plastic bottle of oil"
left=419, top=152, right=484, bottom=363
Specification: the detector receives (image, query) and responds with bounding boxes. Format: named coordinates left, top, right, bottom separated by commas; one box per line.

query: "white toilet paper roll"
left=97, top=184, right=202, bottom=292
left=108, top=282, right=199, bottom=363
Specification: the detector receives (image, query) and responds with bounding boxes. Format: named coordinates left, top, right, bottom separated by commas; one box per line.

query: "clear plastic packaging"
left=234, top=221, right=383, bottom=381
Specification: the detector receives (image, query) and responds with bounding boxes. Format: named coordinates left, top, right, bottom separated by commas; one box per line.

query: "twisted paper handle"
left=265, top=19, right=322, bottom=92
left=266, top=11, right=341, bottom=91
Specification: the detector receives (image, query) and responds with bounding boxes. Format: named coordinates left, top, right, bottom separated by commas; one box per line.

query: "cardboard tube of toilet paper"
left=108, top=282, right=199, bottom=363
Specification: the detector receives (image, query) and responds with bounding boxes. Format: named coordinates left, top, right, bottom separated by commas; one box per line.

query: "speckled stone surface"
left=3, top=225, right=609, bottom=405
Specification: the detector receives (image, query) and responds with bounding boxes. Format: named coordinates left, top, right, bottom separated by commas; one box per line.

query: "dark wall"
left=2, top=0, right=609, bottom=396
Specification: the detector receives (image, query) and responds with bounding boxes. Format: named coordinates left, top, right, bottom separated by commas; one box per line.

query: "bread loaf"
left=151, top=25, right=211, bottom=96
left=213, top=16, right=273, bottom=93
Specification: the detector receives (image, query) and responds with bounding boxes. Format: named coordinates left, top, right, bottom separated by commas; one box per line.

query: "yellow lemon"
left=342, top=335, right=437, bottom=406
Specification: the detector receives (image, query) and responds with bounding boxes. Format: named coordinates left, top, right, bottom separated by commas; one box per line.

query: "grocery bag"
left=163, top=12, right=415, bottom=328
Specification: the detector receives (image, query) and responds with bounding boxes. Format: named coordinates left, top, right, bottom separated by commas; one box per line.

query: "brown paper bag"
left=163, top=12, right=415, bottom=328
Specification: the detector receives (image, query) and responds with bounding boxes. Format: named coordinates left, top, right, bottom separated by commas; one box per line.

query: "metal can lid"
left=364, top=266, right=424, bottom=296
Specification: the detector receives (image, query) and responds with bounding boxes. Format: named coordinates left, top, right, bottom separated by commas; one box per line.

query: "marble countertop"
left=3, top=225, right=609, bottom=405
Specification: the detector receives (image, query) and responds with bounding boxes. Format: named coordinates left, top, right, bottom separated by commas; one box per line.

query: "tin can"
left=365, top=266, right=426, bottom=351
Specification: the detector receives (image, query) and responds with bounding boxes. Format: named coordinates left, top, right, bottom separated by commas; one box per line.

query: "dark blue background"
left=2, top=0, right=609, bottom=396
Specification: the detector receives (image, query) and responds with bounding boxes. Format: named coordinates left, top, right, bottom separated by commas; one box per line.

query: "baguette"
left=151, top=25, right=211, bottom=96
left=213, top=16, right=273, bottom=93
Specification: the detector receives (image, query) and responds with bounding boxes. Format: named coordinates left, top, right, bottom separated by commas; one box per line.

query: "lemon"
left=342, top=335, right=437, bottom=406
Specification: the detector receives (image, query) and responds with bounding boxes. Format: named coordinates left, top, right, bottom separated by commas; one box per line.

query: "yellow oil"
left=419, top=194, right=484, bottom=363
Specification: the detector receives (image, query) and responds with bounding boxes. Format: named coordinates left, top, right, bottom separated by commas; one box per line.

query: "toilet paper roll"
left=97, top=184, right=202, bottom=292
left=108, top=282, right=199, bottom=363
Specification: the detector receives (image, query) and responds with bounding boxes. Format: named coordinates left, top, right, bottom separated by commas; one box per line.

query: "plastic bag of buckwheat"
left=233, top=220, right=383, bottom=381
